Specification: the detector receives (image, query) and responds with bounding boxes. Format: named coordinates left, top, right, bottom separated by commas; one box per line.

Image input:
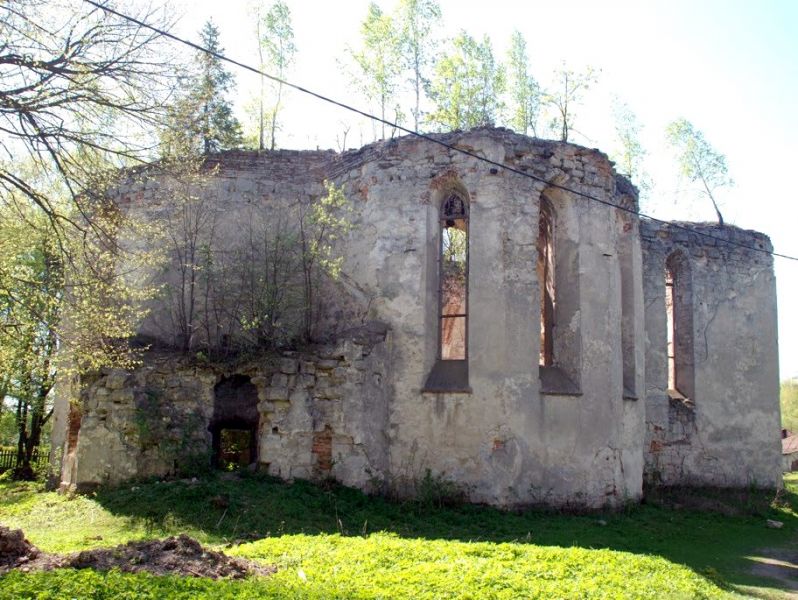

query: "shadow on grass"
left=9, top=472, right=798, bottom=595
left=0, top=479, right=44, bottom=509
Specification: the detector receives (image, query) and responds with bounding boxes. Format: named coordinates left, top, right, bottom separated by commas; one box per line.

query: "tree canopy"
left=162, top=20, right=243, bottom=156
left=251, top=0, right=296, bottom=150
left=542, top=63, right=598, bottom=142
left=426, top=31, right=504, bottom=131
left=666, top=118, right=732, bottom=225
left=506, top=30, right=540, bottom=137
left=347, top=3, right=403, bottom=139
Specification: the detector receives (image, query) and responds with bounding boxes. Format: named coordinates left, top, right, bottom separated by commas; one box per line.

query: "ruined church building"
left=51, top=128, right=782, bottom=508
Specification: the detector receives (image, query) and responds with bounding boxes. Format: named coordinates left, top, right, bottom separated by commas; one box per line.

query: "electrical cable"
left=83, top=0, right=798, bottom=262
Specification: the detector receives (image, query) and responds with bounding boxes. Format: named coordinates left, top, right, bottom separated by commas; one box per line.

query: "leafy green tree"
left=0, top=196, right=154, bottom=478
left=0, top=2, right=186, bottom=476
left=395, top=0, right=441, bottom=131
left=506, top=30, right=541, bottom=137
left=542, top=63, right=598, bottom=142
left=163, top=20, right=243, bottom=155
left=610, top=98, right=652, bottom=200
left=298, top=182, right=352, bottom=341
left=0, top=206, right=60, bottom=479
left=426, top=32, right=505, bottom=131
left=252, top=0, right=296, bottom=150
left=348, top=3, right=403, bottom=139
left=666, top=118, right=731, bottom=225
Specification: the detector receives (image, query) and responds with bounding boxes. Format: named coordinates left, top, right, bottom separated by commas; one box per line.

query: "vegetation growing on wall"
left=162, top=175, right=351, bottom=358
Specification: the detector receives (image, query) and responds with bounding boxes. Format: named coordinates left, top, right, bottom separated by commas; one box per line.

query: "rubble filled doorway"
left=210, top=375, right=259, bottom=470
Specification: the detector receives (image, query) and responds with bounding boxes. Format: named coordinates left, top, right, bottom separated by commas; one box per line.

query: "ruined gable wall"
left=641, top=221, right=781, bottom=487
left=330, top=129, right=645, bottom=507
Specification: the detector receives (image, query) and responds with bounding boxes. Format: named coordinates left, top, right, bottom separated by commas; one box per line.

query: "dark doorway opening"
left=210, top=375, right=259, bottom=470
left=211, top=422, right=257, bottom=470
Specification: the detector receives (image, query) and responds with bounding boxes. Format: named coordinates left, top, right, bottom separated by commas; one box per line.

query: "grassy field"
left=1, top=472, right=797, bottom=599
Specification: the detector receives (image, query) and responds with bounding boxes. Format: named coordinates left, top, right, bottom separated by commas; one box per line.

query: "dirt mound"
left=0, top=527, right=274, bottom=579
left=0, top=526, right=40, bottom=568
left=68, top=534, right=274, bottom=579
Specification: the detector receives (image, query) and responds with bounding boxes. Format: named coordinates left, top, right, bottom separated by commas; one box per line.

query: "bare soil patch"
left=0, top=526, right=274, bottom=579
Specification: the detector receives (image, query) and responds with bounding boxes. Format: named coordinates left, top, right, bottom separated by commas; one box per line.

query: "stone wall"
left=324, top=129, right=646, bottom=507
left=641, top=221, right=781, bottom=487
left=58, top=323, right=391, bottom=492
left=52, top=128, right=781, bottom=507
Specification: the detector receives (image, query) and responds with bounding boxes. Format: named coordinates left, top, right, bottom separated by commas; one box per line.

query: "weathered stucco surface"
left=641, top=221, right=781, bottom=487
left=52, top=128, right=781, bottom=507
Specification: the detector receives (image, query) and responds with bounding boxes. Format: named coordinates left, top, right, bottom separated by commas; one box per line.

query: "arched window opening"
left=439, top=193, right=468, bottom=360
left=537, top=198, right=555, bottom=366
left=536, top=187, right=581, bottom=396
left=424, top=189, right=471, bottom=393
left=665, top=252, right=694, bottom=401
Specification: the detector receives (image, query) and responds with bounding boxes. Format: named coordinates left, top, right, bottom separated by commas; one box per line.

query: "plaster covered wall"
left=330, top=130, right=645, bottom=507
left=641, top=221, right=781, bottom=487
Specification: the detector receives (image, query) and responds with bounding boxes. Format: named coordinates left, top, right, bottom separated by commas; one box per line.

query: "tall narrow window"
left=424, top=190, right=471, bottom=393
left=537, top=198, right=555, bottom=366
left=439, top=193, right=468, bottom=360
left=665, top=265, right=676, bottom=391
left=665, top=252, right=694, bottom=401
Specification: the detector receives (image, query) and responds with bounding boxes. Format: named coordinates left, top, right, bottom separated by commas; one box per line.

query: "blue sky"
left=174, top=0, right=798, bottom=378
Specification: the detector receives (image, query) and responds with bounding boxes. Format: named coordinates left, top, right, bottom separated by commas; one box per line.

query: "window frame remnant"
left=665, top=265, right=676, bottom=391
left=537, top=188, right=581, bottom=396
left=438, top=192, right=469, bottom=361
left=423, top=189, right=471, bottom=393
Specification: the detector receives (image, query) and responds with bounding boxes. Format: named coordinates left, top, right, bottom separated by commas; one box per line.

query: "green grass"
left=782, top=380, right=798, bottom=432
left=1, top=473, right=797, bottom=598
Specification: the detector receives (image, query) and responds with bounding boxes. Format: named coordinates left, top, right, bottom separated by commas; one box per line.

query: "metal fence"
left=0, top=448, right=49, bottom=472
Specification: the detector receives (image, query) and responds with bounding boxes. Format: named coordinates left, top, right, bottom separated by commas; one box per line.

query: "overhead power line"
left=84, top=0, right=798, bottom=263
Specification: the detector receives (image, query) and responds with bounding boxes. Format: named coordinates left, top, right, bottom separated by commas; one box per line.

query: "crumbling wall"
left=54, top=128, right=781, bottom=507
left=257, top=323, right=391, bottom=488
left=641, top=221, right=781, bottom=488
left=57, top=324, right=391, bottom=492
left=115, top=149, right=368, bottom=353
left=94, top=129, right=648, bottom=507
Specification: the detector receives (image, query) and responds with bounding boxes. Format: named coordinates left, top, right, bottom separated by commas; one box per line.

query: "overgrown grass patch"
left=228, top=532, right=726, bottom=599
left=1, top=473, right=797, bottom=598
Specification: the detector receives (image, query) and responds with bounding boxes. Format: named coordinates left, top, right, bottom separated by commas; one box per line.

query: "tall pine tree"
left=163, top=20, right=242, bottom=155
